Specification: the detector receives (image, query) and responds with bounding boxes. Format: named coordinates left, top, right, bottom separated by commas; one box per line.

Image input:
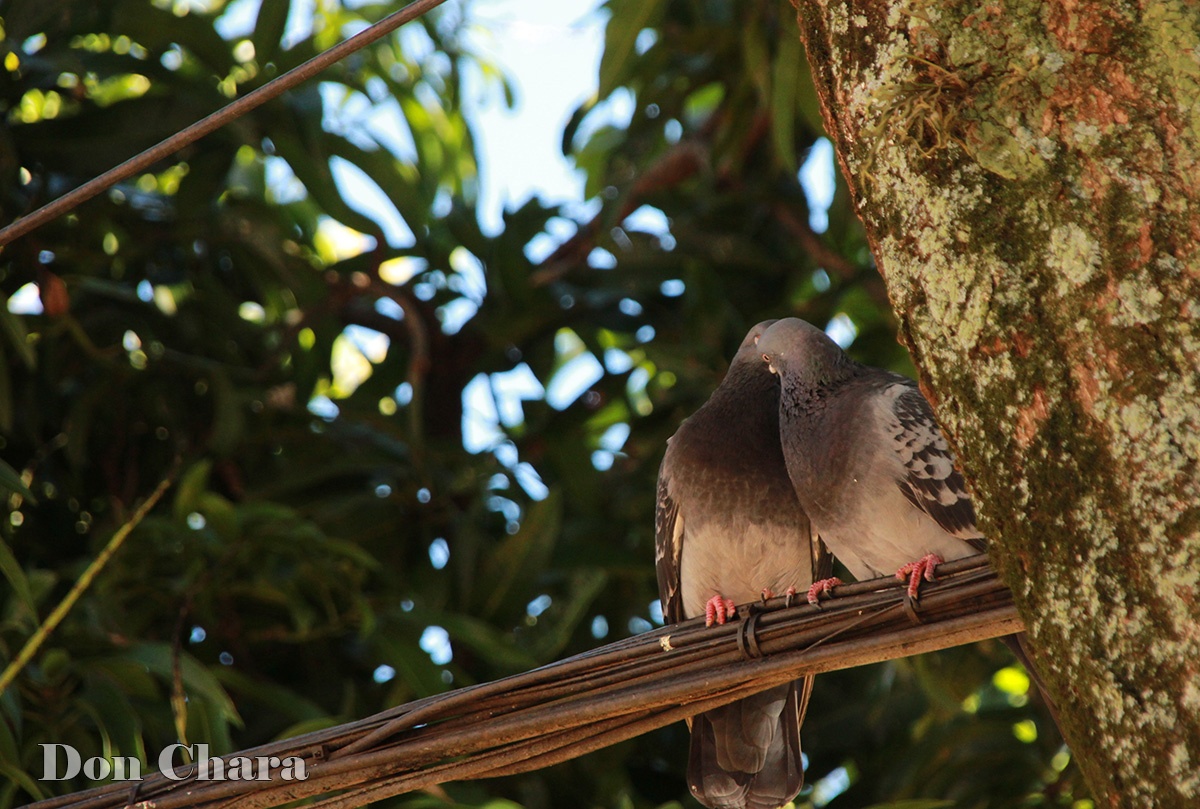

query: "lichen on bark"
left=792, top=0, right=1200, bottom=804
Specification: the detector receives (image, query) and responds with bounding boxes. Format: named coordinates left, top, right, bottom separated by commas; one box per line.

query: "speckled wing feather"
left=654, top=468, right=685, bottom=624
left=888, top=380, right=985, bottom=546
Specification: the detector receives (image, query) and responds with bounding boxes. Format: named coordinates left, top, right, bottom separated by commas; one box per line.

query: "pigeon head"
left=731, top=319, right=779, bottom=364
left=700, top=319, right=787, bottom=405
left=712, top=320, right=782, bottom=395
left=757, top=317, right=852, bottom=387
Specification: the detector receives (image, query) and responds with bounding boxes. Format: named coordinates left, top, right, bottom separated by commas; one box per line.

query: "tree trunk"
left=790, top=0, right=1200, bottom=805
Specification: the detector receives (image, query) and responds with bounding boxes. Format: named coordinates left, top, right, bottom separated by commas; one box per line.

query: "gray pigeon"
left=757, top=317, right=1061, bottom=723
left=756, top=317, right=984, bottom=596
left=656, top=320, right=830, bottom=809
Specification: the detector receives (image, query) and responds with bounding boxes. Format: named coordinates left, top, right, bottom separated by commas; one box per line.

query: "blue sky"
left=466, top=0, right=607, bottom=233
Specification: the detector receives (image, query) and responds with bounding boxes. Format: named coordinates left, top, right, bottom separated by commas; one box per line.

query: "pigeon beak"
left=762, top=353, right=776, bottom=374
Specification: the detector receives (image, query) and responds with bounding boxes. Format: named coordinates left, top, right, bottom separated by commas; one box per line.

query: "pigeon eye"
left=762, top=353, right=770, bottom=363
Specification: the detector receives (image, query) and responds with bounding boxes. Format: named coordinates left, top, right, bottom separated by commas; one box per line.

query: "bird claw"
left=806, top=577, right=843, bottom=605
left=763, top=585, right=801, bottom=604
left=761, top=586, right=799, bottom=608
left=896, top=553, right=944, bottom=599
left=704, top=595, right=737, bottom=626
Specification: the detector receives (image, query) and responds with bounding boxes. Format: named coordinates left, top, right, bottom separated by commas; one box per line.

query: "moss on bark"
left=792, top=0, right=1200, bottom=804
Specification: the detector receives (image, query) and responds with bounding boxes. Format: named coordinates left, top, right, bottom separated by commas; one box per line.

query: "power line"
left=0, top=0, right=449, bottom=249
left=24, top=556, right=1021, bottom=809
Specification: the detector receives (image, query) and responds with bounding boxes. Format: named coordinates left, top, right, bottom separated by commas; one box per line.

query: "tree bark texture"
left=791, top=0, right=1200, bottom=805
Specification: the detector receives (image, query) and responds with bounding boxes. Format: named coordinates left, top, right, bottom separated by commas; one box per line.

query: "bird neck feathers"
left=780, top=354, right=858, bottom=411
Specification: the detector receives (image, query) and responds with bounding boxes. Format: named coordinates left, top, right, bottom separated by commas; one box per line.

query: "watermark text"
left=41, top=743, right=307, bottom=782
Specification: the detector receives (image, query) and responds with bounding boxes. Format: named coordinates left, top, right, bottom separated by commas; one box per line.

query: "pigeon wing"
left=888, top=381, right=984, bottom=544
left=654, top=462, right=686, bottom=624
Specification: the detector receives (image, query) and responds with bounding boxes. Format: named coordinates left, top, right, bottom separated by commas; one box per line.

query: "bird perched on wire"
left=656, top=320, right=830, bottom=809
left=756, top=317, right=984, bottom=599
left=756, top=317, right=1060, bottom=723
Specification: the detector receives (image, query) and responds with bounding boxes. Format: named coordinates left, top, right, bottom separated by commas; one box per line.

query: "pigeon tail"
left=688, top=682, right=804, bottom=809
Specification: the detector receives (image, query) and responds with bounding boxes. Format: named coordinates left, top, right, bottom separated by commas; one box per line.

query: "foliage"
left=0, top=1, right=1085, bottom=808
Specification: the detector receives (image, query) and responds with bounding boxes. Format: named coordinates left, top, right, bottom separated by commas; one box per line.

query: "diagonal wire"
left=0, top=0, right=449, bottom=249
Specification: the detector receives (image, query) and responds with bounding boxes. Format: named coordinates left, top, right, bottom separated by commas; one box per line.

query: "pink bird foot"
left=704, top=594, right=737, bottom=626
left=896, top=553, right=944, bottom=599
left=806, top=577, right=843, bottom=605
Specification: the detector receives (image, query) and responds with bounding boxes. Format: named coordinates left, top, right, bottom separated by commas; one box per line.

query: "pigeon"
left=656, top=320, right=830, bottom=809
left=755, top=317, right=984, bottom=598
left=757, top=317, right=1061, bottom=723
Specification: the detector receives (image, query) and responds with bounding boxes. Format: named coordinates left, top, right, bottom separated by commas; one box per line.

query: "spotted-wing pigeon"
left=656, top=320, right=830, bottom=809
left=757, top=317, right=1060, bottom=722
left=755, top=317, right=984, bottom=595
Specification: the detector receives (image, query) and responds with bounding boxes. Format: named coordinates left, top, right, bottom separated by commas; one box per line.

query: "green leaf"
left=597, top=0, right=666, bottom=98
left=270, top=100, right=383, bottom=237
left=0, top=537, right=36, bottom=621
left=173, top=460, right=212, bottom=521
left=479, top=492, right=562, bottom=618
left=795, top=55, right=828, bottom=137
left=86, top=657, right=161, bottom=703
left=741, top=21, right=771, bottom=103
left=0, top=759, right=45, bottom=803
left=684, top=83, right=726, bottom=127
left=252, top=0, right=292, bottom=65
left=574, top=125, right=626, bottom=200
left=124, top=644, right=243, bottom=728
left=110, top=2, right=235, bottom=73
left=214, top=668, right=328, bottom=724
left=530, top=569, right=608, bottom=661
left=0, top=309, right=34, bottom=370
left=0, top=0, right=76, bottom=41
left=0, top=459, right=33, bottom=501
left=80, top=671, right=146, bottom=762
left=197, top=492, right=240, bottom=540
left=182, top=695, right=236, bottom=756
left=0, top=694, right=22, bottom=766
left=0, top=346, right=12, bottom=434
left=207, top=369, right=246, bottom=457
left=317, top=135, right=426, bottom=235
left=274, top=716, right=342, bottom=741
left=64, top=382, right=102, bottom=471
left=771, top=24, right=803, bottom=174
left=435, top=612, right=540, bottom=673
left=376, top=632, right=448, bottom=698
